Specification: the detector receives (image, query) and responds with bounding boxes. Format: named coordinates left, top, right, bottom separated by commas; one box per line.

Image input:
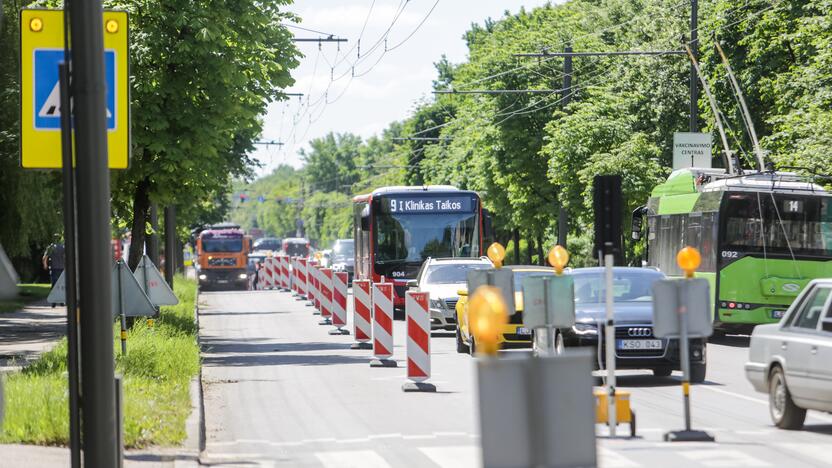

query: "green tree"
left=104, top=0, right=301, bottom=268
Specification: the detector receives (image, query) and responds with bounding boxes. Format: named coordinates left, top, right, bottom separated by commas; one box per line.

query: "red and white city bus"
left=353, top=186, right=489, bottom=311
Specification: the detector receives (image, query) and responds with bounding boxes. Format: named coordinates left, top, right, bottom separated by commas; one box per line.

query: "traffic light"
left=593, top=175, right=623, bottom=264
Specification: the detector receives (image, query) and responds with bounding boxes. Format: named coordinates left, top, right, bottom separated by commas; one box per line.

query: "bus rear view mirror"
left=631, top=205, right=646, bottom=241
left=360, top=213, right=370, bottom=231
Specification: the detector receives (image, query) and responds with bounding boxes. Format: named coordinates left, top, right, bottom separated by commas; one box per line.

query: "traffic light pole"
left=67, top=0, right=118, bottom=465
left=689, top=0, right=699, bottom=132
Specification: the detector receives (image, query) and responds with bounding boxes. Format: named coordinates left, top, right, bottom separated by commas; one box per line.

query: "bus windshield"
left=721, top=192, right=832, bottom=257
left=374, top=207, right=479, bottom=264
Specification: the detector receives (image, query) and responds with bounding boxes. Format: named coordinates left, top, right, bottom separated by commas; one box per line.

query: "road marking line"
left=303, top=437, right=338, bottom=444
left=367, top=433, right=403, bottom=439
left=433, top=431, right=469, bottom=437
left=598, top=448, right=640, bottom=468
left=679, top=449, right=770, bottom=467
left=402, top=434, right=437, bottom=440
left=419, top=446, right=480, bottom=468
left=335, top=438, right=372, bottom=444
left=315, top=450, right=392, bottom=468
left=775, top=443, right=832, bottom=465
left=699, top=385, right=832, bottom=423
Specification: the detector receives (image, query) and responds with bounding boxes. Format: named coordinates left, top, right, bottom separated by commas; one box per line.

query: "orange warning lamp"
left=676, top=246, right=701, bottom=279
left=30, top=17, right=43, bottom=32
left=548, top=245, right=570, bottom=275
left=105, top=19, right=120, bottom=34
left=468, top=285, right=508, bottom=356
left=487, top=242, right=506, bottom=269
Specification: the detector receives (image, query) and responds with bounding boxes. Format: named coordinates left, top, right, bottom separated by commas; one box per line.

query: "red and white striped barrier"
left=313, top=265, right=322, bottom=313
left=329, top=272, right=350, bottom=335
left=351, top=280, right=373, bottom=350
left=290, top=257, right=298, bottom=295
left=370, top=283, right=396, bottom=367
left=293, top=257, right=302, bottom=297
left=319, top=268, right=333, bottom=325
left=306, top=260, right=318, bottom=309
left=297, top=258, right=308, bottom=299
left=279, top=255, right=290, bottom=291
left=403, top=292, right=435, bottom=392
left=267, top=257, right=278, bottom=289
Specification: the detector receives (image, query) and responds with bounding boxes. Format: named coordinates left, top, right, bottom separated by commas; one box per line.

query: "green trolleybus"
left=634, top=168, right=832, bottom=334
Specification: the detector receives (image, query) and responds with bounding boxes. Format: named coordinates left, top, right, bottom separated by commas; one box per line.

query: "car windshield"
left=254, top=238, right=281, bottom=251
left=284, top=242, right=308, bottom=257
left=202, top=238, right=242, bottom=253
left=332, top=241, right=354, bottom=261
left=425, top=263, right=491, bottom=284
left=572, top=270, right=663, bottom=303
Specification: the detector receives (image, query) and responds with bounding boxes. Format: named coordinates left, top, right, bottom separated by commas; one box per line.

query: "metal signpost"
left=522, top=246, right=574, bottom=355
left=20, top=7, right=130, bottom=466
left=652, top=247, right=714, bottom=442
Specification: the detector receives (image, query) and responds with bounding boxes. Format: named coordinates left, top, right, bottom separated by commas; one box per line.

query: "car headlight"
left=238, top=273, right=248, bottom=279
left=198, top=274, right=207, bottom=280
left=429, top=299, right=444, bottom=310
left=572, top=322, right=598, bottom=335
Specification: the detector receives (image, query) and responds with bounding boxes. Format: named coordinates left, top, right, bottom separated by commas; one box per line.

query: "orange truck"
left=196, top=227, right=251, bottom=290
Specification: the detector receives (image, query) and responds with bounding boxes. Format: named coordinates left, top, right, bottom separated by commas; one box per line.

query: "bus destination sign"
left=383, top=196, right=474, bottom=214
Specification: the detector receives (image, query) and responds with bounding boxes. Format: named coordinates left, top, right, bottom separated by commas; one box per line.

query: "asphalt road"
left=199, top=289, right=832, bottom=467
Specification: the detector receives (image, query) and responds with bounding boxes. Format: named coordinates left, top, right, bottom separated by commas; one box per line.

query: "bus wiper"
left=374, top=259, right=407, bottom=265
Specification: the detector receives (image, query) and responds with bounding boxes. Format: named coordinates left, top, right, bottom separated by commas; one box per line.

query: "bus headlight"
left=198, top=274, right=207, bottom=280
left=238, top=273, right=248, bottom=279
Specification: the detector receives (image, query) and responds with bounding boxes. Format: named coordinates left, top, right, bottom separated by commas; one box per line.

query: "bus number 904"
left=721, top=251, right=739, bottom=259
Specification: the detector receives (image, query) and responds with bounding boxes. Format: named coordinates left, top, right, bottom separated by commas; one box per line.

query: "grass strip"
left=1, top=275, right=200, bottom=448
left=0, top=283, right=52, bottom=313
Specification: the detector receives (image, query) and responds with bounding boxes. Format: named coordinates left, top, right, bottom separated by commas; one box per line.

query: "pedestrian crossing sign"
left=20, top=9, right=129, bottom=169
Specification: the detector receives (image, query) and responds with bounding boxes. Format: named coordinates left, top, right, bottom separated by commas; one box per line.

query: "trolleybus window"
left=721, top=193, right=832, bottom=257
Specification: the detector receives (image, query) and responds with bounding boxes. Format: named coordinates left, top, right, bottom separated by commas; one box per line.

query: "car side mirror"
left=407, top=280, right=418, bottom=289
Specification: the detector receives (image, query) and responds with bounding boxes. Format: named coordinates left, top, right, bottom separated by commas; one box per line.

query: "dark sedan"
left=558, top=267, right=707, bottom=382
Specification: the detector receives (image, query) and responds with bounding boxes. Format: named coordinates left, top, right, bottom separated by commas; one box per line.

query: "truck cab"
left=196, top=228, right=251, bottom=290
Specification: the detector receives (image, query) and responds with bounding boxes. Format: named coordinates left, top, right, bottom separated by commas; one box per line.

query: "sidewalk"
left=1, top=300, right=203, bottom=467
left=0, top=300, right=66, bottom=372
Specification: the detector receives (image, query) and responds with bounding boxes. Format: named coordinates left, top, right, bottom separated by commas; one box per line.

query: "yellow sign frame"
left=20, top=9, right=130, bottom=169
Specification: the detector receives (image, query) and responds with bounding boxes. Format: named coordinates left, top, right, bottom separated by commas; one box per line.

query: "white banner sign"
left=673, top=132, right=712, bottom=169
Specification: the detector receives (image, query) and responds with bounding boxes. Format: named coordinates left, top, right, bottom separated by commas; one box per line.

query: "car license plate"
left=516, top=327, right=531, bottom=336
left=617, top=339, right=662, bottom=350
left=771, top=310, right=786, bottom=319
left=217, top=279, right=229, bottom=284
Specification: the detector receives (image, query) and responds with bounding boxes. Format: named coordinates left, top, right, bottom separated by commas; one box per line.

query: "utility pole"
left=164, top=206, right=176, bottom=288
left=69, top=0, right=117, bottom=465
left=558, top=45, right=573, bottom=249
left=689, top=0, right=699, bottom=132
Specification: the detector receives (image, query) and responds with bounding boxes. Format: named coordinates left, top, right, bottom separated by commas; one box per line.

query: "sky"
left=251, top=0, right=558, bottom=176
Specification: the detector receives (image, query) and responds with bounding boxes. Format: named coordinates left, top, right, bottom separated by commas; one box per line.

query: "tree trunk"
left=127, top=178, right=151, bottom=271
left=513, top=229, right=520, bottom=265
left=537, top=232, right=545, bottom=266
left=526, top=234, right=534, bottom=265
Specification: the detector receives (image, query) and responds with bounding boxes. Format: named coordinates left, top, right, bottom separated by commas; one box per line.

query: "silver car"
left=408, top=257, right=493, bottom=330
left=745, top=279, right=832, bottom=429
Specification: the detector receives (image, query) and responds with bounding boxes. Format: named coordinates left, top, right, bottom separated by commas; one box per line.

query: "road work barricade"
left=403, top=291, right=435, bottom=392
left=306, top=260, right=318, bottom=309
left=279, top=255, right=290, bottom=291
left=313, top=265, right=322, bottom=313
left=370, top=282, right=396, bottom=367
left=329, top=272, right=350, bottom=335
left=267, top=257, right=280, bottom=289
left=351, top=280, right=373, bottom=349
left=319, top=268, right=333, bottom=325
left=260, top=257, right=271, bottom=290
left=297, top=258, right=308, bottom=299
left=291, top=257, right=299, bottom=296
